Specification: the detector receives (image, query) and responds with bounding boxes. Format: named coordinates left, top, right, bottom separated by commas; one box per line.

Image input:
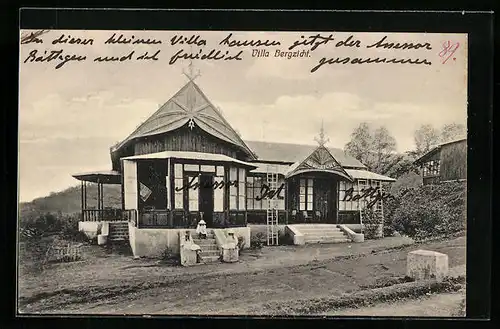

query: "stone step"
left=193, top=239, right=217, bottom=244
left=109, top=237, right=128, bottom=241
left=198, top=244, right=219, bottom=251
left=196, top=244, right=217, bottom=249
left=299, top=230, right=344, bottom=234
left=200, top=250, right=220, bottom=257
left=304, top=235, right=348, bottom=241
left=304, top=237, right=351, bottom=244
left=302, top=234, right=347, bottom=239
left=291, top=224, right=340, bottom=228
left=299, top=227, right=342, bottom=232
left=109, top=236, right=129, bottom=239
left=200, top=255, right=220, bottom=263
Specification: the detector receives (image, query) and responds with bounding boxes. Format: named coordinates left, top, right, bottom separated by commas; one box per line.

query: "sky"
left=18, top=30, right=467, bottom=202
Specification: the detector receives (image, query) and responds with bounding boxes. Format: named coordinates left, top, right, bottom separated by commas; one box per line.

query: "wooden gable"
left=286, top=145, right=353, bottom=181
left=111, top=80, right=256, bottom=162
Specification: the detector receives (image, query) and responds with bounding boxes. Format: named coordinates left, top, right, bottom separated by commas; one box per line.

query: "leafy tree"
left=371, top=126, right=397, bottom=173
left=441, top=123, right=466, bottom=143
left=383, top=153, right=419, bottom=178
left=344, top=123, right=373, bottom=166
left=414, top=124, right=440, bottom=156
left=344, top=123, right=401, bottom=176
left=413, top=123, right=466, bottom=157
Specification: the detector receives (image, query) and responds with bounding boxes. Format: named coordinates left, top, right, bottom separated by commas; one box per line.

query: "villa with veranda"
left=72, top=67, right=395, bottom=262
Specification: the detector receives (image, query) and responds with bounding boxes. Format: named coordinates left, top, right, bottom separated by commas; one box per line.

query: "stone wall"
left=78, top=221, right=102, bottom=239
left=128, top=224, right=251, bottom=258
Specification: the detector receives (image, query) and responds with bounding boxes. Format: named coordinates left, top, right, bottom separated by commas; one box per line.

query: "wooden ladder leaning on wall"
left=266, top=164, right=279, bottom=246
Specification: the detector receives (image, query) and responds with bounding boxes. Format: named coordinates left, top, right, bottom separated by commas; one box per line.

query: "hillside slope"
left=20, top=184, right=122, bottom=219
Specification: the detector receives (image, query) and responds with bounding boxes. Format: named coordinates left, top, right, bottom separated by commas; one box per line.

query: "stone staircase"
left=192, top=231, right=221, bottom=264
left=290, top=224, right=351, bottom=244
left=108, top=221, right=129, bottom=242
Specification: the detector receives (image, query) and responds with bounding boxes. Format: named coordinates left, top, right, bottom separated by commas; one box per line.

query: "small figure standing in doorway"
left=196, top=219, right=207, bottom=239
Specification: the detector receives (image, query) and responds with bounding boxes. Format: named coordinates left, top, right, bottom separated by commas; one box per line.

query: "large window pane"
left=214, top=178, right=224, bottom=211
left=184, top=164, right=199, bottom=172
left=174, top=177, right=184, bottom=209
left=216, top=166, right=224, bottom=176
left=239, top=196, right=246, bottom=210
left=229, top=167, right=237, bottom=181
left=299, top=186, right=306, bottom=195
left=230, top=196, right=237, bottom=210
left=188, top=176, right=199, bottom=211
left=174, top=163, right=183, bottom=177
left=200, top=165, right=215, bottom=172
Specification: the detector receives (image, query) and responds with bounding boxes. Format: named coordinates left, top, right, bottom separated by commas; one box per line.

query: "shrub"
left=161, top=247, right=180, bottom=263
left=382, top=194, right=400, bottom=237
left=250, top=232, right=266, bottom=249
left=362, top=208, right=383, bottom=239
left=387, top=182, right=466, bottom=240
left=237, top=236, right=245, bottom=249
left=279, top=231, right=293, bottom=245
left=19, top=211, right=92, bottom=243
left=59, top=214, right=89, bottom=242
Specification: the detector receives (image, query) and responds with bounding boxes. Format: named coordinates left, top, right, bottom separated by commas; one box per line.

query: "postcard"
left=18, top=28, right=467, bottom=316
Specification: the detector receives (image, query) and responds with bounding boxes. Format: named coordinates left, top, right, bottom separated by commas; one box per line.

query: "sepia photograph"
left=17, top=28, right=468, bottom=316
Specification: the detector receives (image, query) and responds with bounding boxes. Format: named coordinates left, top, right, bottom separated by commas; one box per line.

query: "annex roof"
left=244, top=140, right=366, bottom=169
left=345, top=169, right=396, bottom=182
left=249, top=162, right=292, bottom=175
left=111, top=80, right=256, bottom=159
left=72, top=170, right=121, bottom=184
left=121, top=151, right=257, bottom=169
left=414, top=138, right=467, bottom=165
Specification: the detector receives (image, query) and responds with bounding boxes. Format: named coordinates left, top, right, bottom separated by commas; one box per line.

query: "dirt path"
left=325, top=291, right=466, bottom=317
left=20, top=236, right=466, bottom=315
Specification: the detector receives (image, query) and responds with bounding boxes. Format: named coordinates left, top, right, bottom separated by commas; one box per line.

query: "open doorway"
left=199, top=174, right=214, bottom=227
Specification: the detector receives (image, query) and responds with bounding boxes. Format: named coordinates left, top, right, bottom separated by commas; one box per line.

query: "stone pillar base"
left=222, top=248, right=238, bottom=263
left=407, top=249, right=449, bottom=281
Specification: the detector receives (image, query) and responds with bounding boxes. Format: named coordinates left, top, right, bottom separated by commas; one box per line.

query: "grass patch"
left=260, top=276, right=465, bottom=315
left=359, top=276, right=414, bottom=289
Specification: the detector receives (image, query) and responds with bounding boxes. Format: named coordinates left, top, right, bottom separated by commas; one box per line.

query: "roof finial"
left=182, top=45, right=201, bottom=81
left=314, top=120, right=330, bottom=147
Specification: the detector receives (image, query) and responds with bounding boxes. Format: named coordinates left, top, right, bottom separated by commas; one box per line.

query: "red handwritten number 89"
left=439, top=41, right=460, bottom=64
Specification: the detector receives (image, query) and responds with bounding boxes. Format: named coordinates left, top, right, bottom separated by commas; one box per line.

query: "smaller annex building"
left=72, top=76, right=395, bottom=259
left=414, top=138, right=467, bottom=185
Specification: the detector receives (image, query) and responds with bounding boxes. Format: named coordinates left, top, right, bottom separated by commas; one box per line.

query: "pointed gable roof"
left=111, top=81, right=256, bottom=159
left=285, top=145, right=353, bottom=181
left=244, top=140, right=366, bottom=168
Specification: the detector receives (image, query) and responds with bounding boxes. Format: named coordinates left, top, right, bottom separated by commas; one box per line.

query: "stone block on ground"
left=407, top=249, right=449, bottom=281
left=222, top=246, right=238, bottom=263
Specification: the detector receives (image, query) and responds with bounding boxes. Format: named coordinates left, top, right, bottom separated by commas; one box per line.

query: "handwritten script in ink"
left=20, top=31, right=458, bottom=72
